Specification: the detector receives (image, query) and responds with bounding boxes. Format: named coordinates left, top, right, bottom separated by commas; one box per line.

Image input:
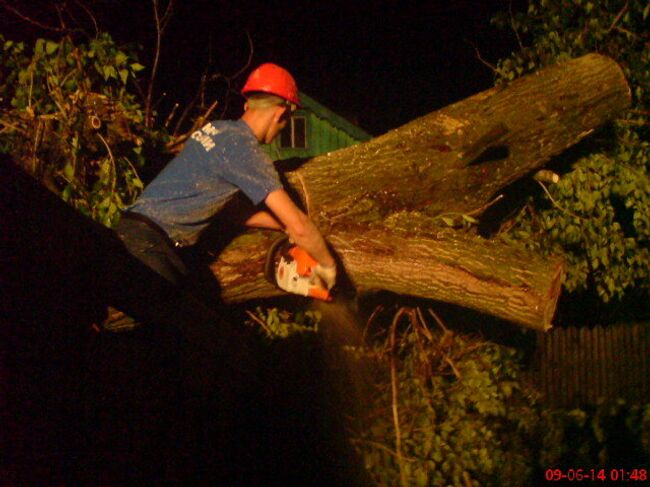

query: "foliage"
left=247, top=304, right=650, bottom=485
left=0, top=34, right=163, bottom=227
left=246, top=306, right=321, bottom=339
left=493, top=0, right=649, bottom=303
left=539, top=399, right=650, bottom=471
left=342, top=308, right=540, bottom=487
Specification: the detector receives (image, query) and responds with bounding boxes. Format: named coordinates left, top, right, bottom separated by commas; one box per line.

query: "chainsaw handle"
left=313, top=262, right=337, bottom=290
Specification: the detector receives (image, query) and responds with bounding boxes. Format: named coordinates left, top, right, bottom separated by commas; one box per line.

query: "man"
left=110, top=64, right=337, bottom=482
left=115, top=62, right=336, bottom=295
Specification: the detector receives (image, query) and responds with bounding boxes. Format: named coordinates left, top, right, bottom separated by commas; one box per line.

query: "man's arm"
left=244, top=210, right=283, bottom=231
left=264, top=189, right=335, bottom=267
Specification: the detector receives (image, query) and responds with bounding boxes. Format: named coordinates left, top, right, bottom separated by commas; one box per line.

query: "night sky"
left=153, top=0, right=528, bottom=135
left=1, top=0, right=528, bottom=135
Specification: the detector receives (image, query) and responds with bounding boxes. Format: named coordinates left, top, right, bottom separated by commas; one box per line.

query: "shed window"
left=280, top=116, right=307, bottom=149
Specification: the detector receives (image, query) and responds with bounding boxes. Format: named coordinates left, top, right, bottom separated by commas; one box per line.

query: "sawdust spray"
left=311, top=297, right=375, bottom=422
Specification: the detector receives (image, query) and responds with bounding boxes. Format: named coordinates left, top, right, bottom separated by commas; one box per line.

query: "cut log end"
left=542, top=265, right=565, bottom=332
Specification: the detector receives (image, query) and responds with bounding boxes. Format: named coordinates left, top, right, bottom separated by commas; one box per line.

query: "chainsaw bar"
left=264, top=236, right=292, bottom=285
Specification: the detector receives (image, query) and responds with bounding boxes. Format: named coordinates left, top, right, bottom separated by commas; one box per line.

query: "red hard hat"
left=241, top=63, right=300, bottom=106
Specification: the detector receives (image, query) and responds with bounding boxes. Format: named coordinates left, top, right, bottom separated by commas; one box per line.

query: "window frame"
left=280, top=115, right=308, bottom=149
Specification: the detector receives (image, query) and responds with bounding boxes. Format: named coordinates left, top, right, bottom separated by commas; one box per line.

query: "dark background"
left=1, top=0, right=528, bottom=135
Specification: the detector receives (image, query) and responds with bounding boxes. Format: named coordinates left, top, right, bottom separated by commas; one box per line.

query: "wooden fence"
left=533, top=322, right=649, bottom=408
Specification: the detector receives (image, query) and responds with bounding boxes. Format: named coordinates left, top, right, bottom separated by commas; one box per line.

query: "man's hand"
left=265, top=189, right=336, bottom=267
left=313, top=262, right=337, bottom=290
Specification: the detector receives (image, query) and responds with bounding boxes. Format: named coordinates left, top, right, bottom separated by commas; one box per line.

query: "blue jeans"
left=115, top=214, right=189, bottom=286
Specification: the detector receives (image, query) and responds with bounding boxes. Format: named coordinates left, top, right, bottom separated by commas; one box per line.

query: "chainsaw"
left=264, top=236, right=332, bottom=301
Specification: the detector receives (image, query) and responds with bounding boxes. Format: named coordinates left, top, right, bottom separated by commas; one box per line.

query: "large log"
left=287, top=53, right=630, bottom=228
left=214, top=227, right=565, bottom=330
left=212, top=54, right=629, bottom=331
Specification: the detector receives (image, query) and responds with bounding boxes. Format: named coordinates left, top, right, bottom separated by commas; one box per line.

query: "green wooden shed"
left=263, top=92, right=371, bottom=161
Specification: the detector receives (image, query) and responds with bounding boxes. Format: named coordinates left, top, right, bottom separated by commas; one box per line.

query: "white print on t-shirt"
left=191, top=123, right=221, bottom=152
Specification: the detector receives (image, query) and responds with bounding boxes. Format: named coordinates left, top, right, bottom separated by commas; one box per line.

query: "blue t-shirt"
left=127, top=119, right=282, bottom=245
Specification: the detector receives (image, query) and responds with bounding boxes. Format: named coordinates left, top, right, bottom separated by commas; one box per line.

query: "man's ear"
left=243, top=101, right=249, bottom=111
left=274, top=105, right=288, bottom=122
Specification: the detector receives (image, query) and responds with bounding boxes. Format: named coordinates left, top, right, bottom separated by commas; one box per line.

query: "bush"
left=0, top=34, right=164, bottom=227
left=248, top=305, right=650, bottom=485
left=245, top=306, right=321, bottom=339
left=344, top=308, right=540, bottom=486
left=539, top=400, right=650, bottom=474
left=493, top=0, right=649, bottom=305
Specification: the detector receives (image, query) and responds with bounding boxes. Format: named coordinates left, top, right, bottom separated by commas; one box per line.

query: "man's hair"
left=245, top=93, right=286, bottom=109
left=246, top=93, right=296, bottom=112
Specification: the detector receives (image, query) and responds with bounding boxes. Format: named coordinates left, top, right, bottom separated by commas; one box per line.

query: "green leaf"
left=103, top=65, right=117, bottom=80
left=63, top=163, right=74, bottom=180
left=442, top=217, right=455, bottom=227
left=61, top=184, right=72, bottom=202
left=119, top=69, right=128, bottom=85
left=115, top=51, right=127, bottom=65
left=97, top=196, right=111, bottom=210
left=131, top=62, right=145, bottom=72
left=462, top=214, right=478, bottom=224
left=45, top=41, right=59, bottom=55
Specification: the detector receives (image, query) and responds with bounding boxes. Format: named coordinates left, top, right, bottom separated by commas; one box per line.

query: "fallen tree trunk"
left=211, top=54, right=630, bottom=331
left=286, top=53, right=630, bottom=228
left=214, top=227, right=565, bottom=330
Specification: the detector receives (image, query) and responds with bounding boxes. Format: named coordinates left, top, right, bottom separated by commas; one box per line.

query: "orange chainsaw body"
left=265, top=237, right=332, bottom=301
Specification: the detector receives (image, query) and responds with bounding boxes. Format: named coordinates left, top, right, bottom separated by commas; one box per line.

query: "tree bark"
left=211, top=54, right=630, bottom=331
left=214, top=227, right=565, bottom=330
left=283, top=53, right=630, bottom=228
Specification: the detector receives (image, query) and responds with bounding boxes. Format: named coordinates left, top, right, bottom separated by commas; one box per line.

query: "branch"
left=614, top=25, right=640, bottom=40
left=53, top=2, right=68, bottom=31
left=167, top=99, right=219, bottom=154
left=607, top=1, right=628, bottom=34
left=444, top=356, right=461, bottom=380
left=509, top=0, right=524, bottom=51
left=145, top=0, right=175, bottom=128
left=0, top=1, right=67, bottom=32
left=163, top=102, right=180, bottom=129
left=172, top=73, right=208, bottom=136
left=96, top=132, right=117, bottom=194
left=170, top=30, right=253, bottom=136
left=415, top=308, right=435, bottom=342
left=466, top=194, right=504, bottom=217
left=72, top=0, right=99, bottom=38
left=218, top=31, right=255, bottom=120
left=536, top=180, right=584, bottom=221
left=348, top=438, right=416, bottom=463
left=616, top=118, right=650, bottom=127
left=244, top=310, right=272, bottom=335
left=465, top=39, right=497, bottom=73
left=160, top=0, right=175, bottom=31
left=229, top=31, right=255, bottom=80
left=427, top=308, right=448, bottom=334
left=390, top=307, right=409, bottom=487
left=362, top=305, right=384, bottom=343
left=145, top=0, right=162, bottom=128
left=0, top=118, right=29, bottom=136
